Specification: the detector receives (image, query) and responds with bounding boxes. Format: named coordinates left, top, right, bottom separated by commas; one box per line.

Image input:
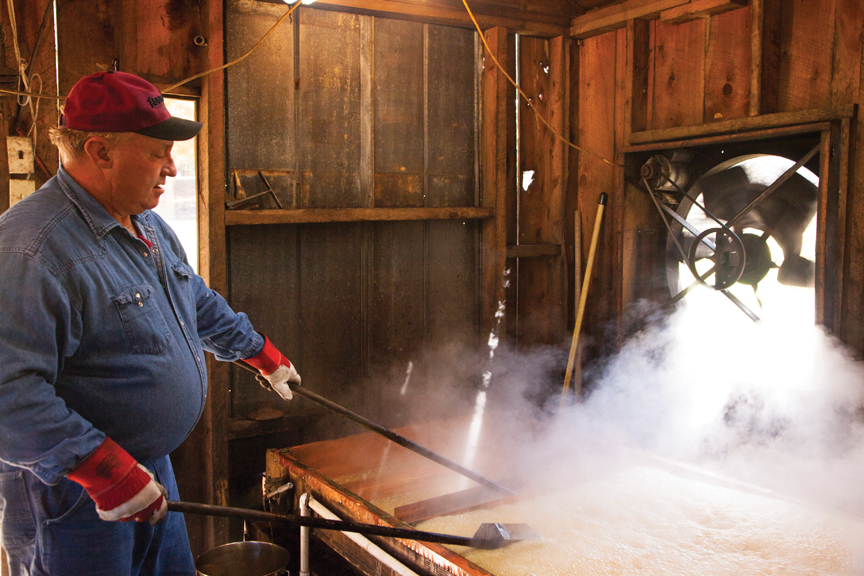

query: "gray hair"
left=49, top=126, right=128, bottom=163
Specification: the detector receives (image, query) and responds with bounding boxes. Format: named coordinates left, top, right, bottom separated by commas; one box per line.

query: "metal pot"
left=195, top=541, right=290, bottom=576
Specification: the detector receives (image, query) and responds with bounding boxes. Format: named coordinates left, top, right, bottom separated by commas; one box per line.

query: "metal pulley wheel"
left=687, top=227, right=746, bottom=290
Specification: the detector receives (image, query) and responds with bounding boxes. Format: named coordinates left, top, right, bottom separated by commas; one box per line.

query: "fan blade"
left=698, top=166, right=752, bottom=221
left=777, top=254, right=815, bottom=287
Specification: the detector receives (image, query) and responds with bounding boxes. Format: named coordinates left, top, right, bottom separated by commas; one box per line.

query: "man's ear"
left=82, top=137, right=114, bottom=168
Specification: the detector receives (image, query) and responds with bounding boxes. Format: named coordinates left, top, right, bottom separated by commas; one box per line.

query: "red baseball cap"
left=63, top=71, right=202, bottom=141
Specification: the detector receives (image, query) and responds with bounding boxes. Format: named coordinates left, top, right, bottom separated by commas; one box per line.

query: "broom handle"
left=561, top=193, right=606, bottom=406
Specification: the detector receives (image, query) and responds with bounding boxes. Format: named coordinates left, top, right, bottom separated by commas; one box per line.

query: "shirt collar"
left=57, top=166, right=152, bottom=241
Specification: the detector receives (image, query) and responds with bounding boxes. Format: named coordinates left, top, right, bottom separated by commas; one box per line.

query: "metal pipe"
left=168, top=500, right=485, bottom=547
left=299, top=493, right=311, bottom=576
left=305, top=494, right=420, bottom=576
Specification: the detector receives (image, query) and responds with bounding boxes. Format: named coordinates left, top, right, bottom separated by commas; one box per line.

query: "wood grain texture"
left=427, top=24, right=476, bottom=208
left=311, top=0, right=571, bottom=37
left=226, top=0, right=296, bottom=173
left=630, top=104, right=856, bottom=144
left=570, top=0, right=689, bottom=39
left=626, top=19, right=650, bottom=139
left=652, top=17, right=706, bottom=129
left=117, top=0, right=204, bottom=84
left=299, top=223, right=366, bottom=440
left=506, top=243, right=562, bottom=258
left=659, top=0, right=746, bottom=24
left=481, top=27, right=515, bottom=341
left=830, top=0, right=864, bottom=107
left=841, top=40, right=864, bottom=356
left=225, top=206, right=493, bottom=225
left=56, top=0, right=116, bottom=93
left=704, top=5, right=751, bottom=123
left=226, top=225, right=302, bottom=419
left=374, top=18, right=424, bottom=207
left=173, top=0, right=228, bottom=553
left=564, top=34, right=582, bottom=331
left=749, top=0, right=782, bottom=115
left=779, top=0, right=834, bottom=112
left=518, top=35, right=567, bottom=346
left=577, top=31, right=616, bottom=347
left=297, top=8, right=362, bottom=208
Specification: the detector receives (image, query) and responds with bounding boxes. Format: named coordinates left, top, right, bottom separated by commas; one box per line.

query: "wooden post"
left=517, top=35, right=568, bottom=346
left=480, top=27, right=513, bottom=341
left=178, top=0, right=229, bottom=554
left=749, top=0, right=781, bottom=116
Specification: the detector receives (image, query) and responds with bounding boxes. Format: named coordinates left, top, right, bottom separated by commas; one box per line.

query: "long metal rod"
left=168, top=501, right=481, bottom=548
left=233, top=361, right=516, bottom=496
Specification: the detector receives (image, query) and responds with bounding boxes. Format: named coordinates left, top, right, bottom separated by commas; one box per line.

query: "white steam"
left=546, top=294, right=864, bottom=519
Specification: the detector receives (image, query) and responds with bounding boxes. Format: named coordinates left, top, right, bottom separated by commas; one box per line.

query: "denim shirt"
left=0, top=167, right=263, bottom=485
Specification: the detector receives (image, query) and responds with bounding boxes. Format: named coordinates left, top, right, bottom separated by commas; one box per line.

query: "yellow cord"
left=163, top=1, right=302, bottom=93
left=0, top=0, right=303, bottom=100
left=461, top=0, right=622, bottom=168
left=3, top=0, right=622, bottom=169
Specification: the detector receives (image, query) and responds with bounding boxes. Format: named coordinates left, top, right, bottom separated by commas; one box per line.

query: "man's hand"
left=68, top=438, right=168, bottom=525
left=257, top=364, right=301, bottom=401
left=243, top=334, right=301, bottom=401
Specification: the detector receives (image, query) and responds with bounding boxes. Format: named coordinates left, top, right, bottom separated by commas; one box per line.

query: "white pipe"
left=298, top=493, right=311, bottom=576
left=303, top=493, right=421, bottom=576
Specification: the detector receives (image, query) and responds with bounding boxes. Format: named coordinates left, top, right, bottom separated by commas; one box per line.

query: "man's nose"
left=163, top=153, right=178, bottom=178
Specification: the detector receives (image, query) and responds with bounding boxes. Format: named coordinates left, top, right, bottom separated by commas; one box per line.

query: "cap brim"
left=135, top=116, right=203, bottom=141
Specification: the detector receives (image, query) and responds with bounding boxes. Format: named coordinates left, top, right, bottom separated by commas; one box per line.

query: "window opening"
left=154, top=98, right=199, bottom=272
left=669, top=154, right=818, bottom=326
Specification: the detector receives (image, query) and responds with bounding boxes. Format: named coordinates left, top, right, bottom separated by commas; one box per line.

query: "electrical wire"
left=2, top=0, right=621, bottom=170
left=460, top=0, right=622, bottom=168
left=5, top=0, right=45, bottom=179
left=162, top=1, right=301, bottom=93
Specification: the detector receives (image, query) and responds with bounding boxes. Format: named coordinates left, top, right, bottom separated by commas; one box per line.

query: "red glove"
left=243, top=334, right=301, bottom=401
left=68, top=438, right=167, bottom=525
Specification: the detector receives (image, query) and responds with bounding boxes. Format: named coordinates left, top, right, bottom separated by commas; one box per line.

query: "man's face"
left=106, top=133, right=178, bottom=216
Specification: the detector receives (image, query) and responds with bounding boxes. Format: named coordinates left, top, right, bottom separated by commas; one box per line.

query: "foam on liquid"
left=415, top=466, right=864, bottom=576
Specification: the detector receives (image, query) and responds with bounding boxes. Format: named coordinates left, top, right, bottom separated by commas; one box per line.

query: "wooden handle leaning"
left=560, top=193, right=607, bottom=407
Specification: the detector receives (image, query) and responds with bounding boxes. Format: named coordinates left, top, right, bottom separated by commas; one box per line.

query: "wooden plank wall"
left=516, top=35, right=568, bottom=347
left=224, top=4, right=481, bottom=458
left=571, top=1, right=864, bottom=358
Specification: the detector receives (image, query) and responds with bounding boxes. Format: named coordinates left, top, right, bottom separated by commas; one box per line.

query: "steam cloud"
left=518, top=292, right=864, bottom=520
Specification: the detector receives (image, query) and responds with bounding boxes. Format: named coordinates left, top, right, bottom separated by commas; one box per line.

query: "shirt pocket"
left=171, top=260, right=194, bottom=283
left=0, top=470, right=36, bottom=554
left=111, top=283, right=171, bottom=355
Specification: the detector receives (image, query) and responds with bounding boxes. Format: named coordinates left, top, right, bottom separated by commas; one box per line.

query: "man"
left=0, top=71, right=299, bottom=575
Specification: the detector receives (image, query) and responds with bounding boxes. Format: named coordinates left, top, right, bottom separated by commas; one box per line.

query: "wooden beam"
left=625, top=19, right=650, bottom=138
left=506, top=244, right=562, bottom=258
left=227, top=411, right=326, bottom=440
left=623, top=121, right=831, bottom=152
left=629, top=104, right=856, bottom=144
left=660, top=0, right=746, bottom=24
left=570, top=0, right=688, bottom=39
left=181, top=0, right=228, bottom=554
left=393, top=485, right=513, bottom=524
left=225, top=206, right=493, bottom=226
left=308, top=0, right=569, bottom=37
left=749, top=0, right=781, bottom=115
left=481, top=27, right=513, bottom=342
